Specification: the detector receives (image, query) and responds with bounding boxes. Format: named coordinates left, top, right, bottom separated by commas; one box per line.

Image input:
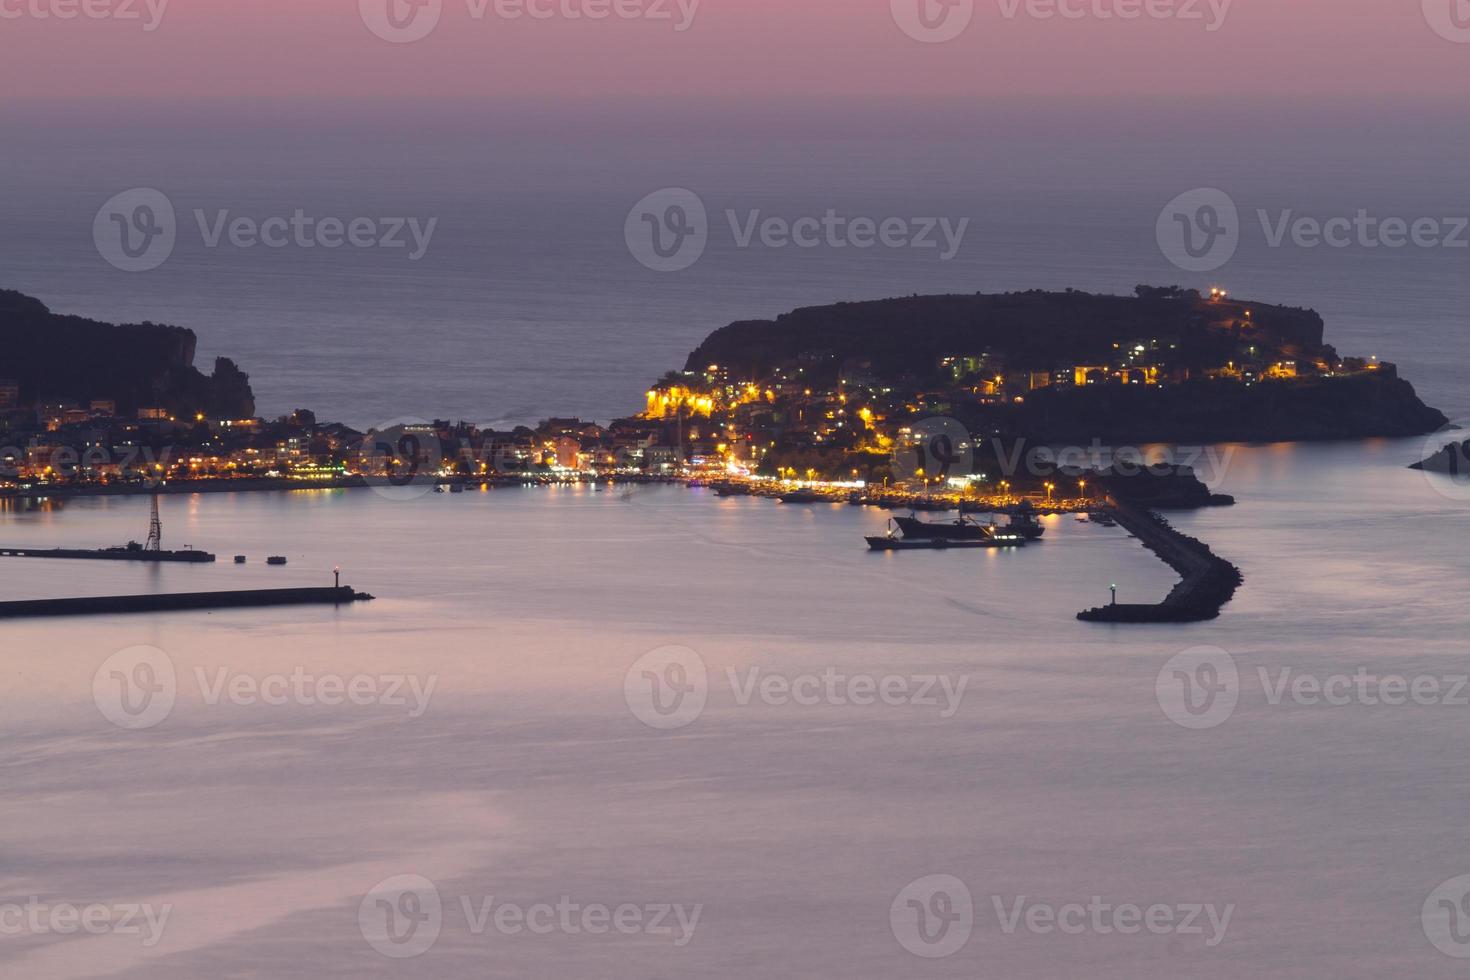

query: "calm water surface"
left=1, top=438, right=1468, bottom=977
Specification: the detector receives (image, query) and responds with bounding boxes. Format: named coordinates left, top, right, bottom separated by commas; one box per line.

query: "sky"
left=1, top=0, right=1466, bottom=104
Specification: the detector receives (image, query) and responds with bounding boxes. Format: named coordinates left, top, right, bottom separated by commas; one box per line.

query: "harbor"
left=0, top=493, right=366, bottom=618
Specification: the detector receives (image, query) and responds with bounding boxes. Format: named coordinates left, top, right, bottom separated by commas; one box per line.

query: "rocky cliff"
left=0, top=290, right=255, bottom=418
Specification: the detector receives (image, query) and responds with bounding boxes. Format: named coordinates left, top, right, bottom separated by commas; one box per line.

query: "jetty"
left=0, top=545, right=214, bottom=563
left=1077, top=502, right=1242, bottom=624
left=0, top=586, right=374, bottom=620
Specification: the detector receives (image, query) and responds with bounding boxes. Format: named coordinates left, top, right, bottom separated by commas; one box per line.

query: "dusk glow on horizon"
left=2, top=0, right=1468, bottom=102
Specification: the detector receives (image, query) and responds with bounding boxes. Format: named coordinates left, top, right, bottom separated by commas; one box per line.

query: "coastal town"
left=0, top=286, right=1428, bottom=506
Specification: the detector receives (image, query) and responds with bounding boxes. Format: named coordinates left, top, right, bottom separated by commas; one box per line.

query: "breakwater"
left=1077, top=502, right=1242, bottom=624
left=0, top=545, right=215, bottom=563
left=0, top=586, right=373, bottom=619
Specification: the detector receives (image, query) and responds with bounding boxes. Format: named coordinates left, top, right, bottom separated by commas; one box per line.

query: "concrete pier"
left=0, top=586, right=373, bottom=619
left=0, top=546, right=215, bottom=563
left=1077, top=502, right=1242, bottom=624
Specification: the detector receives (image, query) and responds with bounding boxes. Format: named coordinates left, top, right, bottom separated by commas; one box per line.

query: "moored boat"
left=893, top=514, right=994, bottom=541
left=1005, top=502, right=1046, bottom=539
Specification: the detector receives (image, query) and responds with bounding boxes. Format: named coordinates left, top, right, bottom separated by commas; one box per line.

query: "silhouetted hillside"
left=0, top=290, right=255, bottom=418
left=685, top=287, right=1326, bottom=380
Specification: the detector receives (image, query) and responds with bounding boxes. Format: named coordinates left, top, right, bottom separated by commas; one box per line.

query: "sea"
left=1, top=100, right=1470, bottom=978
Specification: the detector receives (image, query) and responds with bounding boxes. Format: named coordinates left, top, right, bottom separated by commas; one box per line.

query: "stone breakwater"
left=1077, top=502, right=1243, bottom=624
left=0, top=586, right=373, bottom=619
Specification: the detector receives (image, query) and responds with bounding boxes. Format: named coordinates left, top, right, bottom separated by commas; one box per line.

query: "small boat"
left=434, top=485, right=447, bottom=494
left=266, top=555, right=287, bottom=566
left=1005, top=502, right=1046, bottom=540
left=234, top=555, right=247, bottom=564
left=779, top=490, right=825, bottom=504
left=449, top=483, right=465, bottom=494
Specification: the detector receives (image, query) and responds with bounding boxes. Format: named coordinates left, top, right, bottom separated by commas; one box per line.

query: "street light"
left=1110, top=583, right=1118, bottom=605
left=1044, top=481, right=1055, bottom=503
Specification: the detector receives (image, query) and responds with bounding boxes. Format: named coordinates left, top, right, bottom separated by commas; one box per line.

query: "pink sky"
left=1, top=0, right=1465, bottom=102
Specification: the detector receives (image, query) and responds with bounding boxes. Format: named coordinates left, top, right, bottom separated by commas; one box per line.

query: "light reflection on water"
left=0, top=438, right=1466, bottom=978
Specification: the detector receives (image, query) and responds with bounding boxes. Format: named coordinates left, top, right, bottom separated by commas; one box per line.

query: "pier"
left=0, top=494, right=215, bottom=562
left=1077, top=502, right=1242, bottom=624
left=0, top=545, right=215, bottom=563
left=0, top=586, right=373, bottom=620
